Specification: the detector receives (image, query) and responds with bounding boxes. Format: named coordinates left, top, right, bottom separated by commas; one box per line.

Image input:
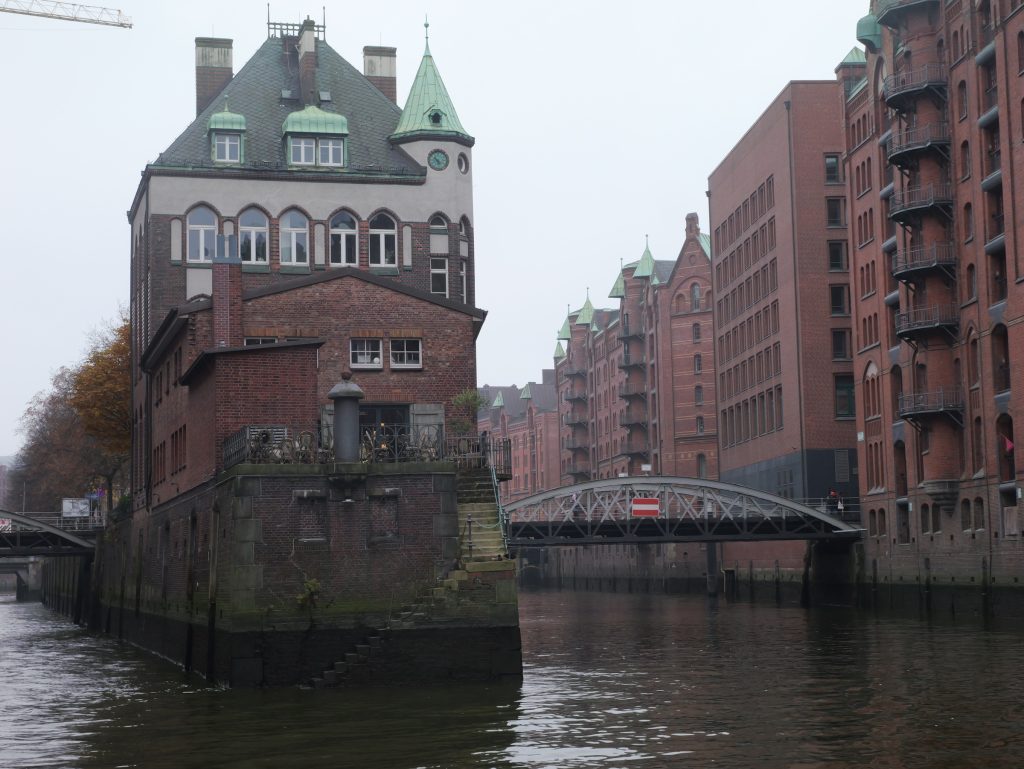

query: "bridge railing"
left=0, top=513, right=105, bottom=534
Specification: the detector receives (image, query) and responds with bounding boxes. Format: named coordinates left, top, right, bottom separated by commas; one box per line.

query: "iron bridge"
left=502, top=477, right=862, bottom=546
left=0, top=509, right=99, bottom=557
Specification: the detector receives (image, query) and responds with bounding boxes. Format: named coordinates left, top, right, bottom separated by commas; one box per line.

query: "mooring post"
left=705, top=543, right=719, bottom=597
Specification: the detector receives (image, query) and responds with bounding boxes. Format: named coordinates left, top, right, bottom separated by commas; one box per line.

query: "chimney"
left=363, top=46, right=397, bottom=103
left=685, top=212, right=700, bottom=238
left=195, top=37, right=233, bottom=117
left=299, top=18, right=317, bottom=105
left=212, top=232, right=242, bottom=348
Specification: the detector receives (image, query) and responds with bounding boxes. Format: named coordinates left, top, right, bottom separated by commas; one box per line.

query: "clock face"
left=428, top=149, right=449, bottom=171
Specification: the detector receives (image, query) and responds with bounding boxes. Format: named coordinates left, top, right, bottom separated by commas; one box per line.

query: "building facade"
left=849, top=0, right=1022, bottom=582
left=104, top=18, right=521, bottom=686
left=708, top=81, right=859, bottom=504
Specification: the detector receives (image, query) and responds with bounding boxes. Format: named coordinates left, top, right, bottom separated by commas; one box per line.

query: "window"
left=691, top=282, right=702, bottom=311
left=238, top=208, right=268, bottom=263
left=214, top=133, right=240, bottom=163
left=960, top=140, right=971, bottom=179
left=330, top=211, right=358, bottom=266
left=697, top=453, right=707, bottom=479
left=369, top=213, right=397, bottom=266
left=350, top=338, right=382, bottom=369
left=694, top=385, right=704, bottom=406
left=830, top=285, right=850, bottom=315
left=279, top=210, right=308, bottom=265
left=187, top=206, right=216, bottom=263
left=694, top=354, right=703, bottom=374
left=832, top=329, right=852, bottom=359
left=696, top=415, right=705, bottom=434
left=390, top=339, right=422, bottom=369
left=460, top=260, right=468, bottom=302
left=290, top=137, right=315, bottom=165
left=431, top=257, right=448, bottom=296
left=957, top=80, right=968, bottom=119
left=692, top=322, right=701, bottom=342
left=826, top=198, right=846, bottom=227
left=244, top=337, right=277, bottom=346
left=828, top=241, right=848, bottom=271
left=825, top=154, right=842, bottom=183
left=835, top=374, right=855, bottom=418
left=963, top=203, right=973, bottom=241
left=319, top=138, right=344, bottom=166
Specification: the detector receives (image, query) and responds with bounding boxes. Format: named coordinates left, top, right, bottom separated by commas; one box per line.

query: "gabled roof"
left=154, top=37, right=422, bottom=177
left=391, top=32, right=473, bottom=146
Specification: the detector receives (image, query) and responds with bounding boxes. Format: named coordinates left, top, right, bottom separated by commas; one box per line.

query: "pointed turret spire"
left=633, top=235, right=655, bottom=279
left=574, top=295, right=595, bottom=326
left=554, top=341, right=567, bottom=360
left=391, top=22, right=473, bottom=145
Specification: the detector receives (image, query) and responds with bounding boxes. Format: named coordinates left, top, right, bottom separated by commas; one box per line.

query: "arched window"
left=369, top=213, right=397, bottom=266
left=694, top=354, right=702, bottom=374
left=238, top=208, right=268, bottom=264
left=696, top=415, right=705, bottom=434
left=279, top=210, right=308, bottom=264
left=692, top=322, right=701, bottom=342
left=957, top=80, right=968, bottom=119
left=329, top=211, right=358, bottom=266
left=963, top=203, right=973, bottom=241
left=961, top=499, right=972, bottom=531
left=966, top=263, right=977, bottom=301
left=696, top=453, right=707, bottom=479
left=960, top=140, right=971, bottom=178
left=1018, top=31, right=1024, bottom=72
left=694, top=385, right=704, bottom=406
left=187, top=206, right=216, bottom=263
left=974, top=497, right=986, bottom=531
left=921, top=503, right=930, bottom=534
left=691, top=282, right=702, bottom=311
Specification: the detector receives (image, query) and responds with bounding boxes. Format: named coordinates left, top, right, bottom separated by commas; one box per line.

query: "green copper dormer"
left=520, top=383, right=533, bottom=400
left=391, top=23, right=473, bottom=146
left=633, top=238, right=655, bottom=279
left=574, top=296, right=594, bottom=326
left=282, top=106, right=349, bottom=168
left=856, top=16, right=881, bottom=54
left=650, top=273, right=661, bottom=287
left=609, top=270, right=626, bottom=299
left=591, top=320, right=600, bottom=332
left=491, top=391, right=505, bottom=409
left=554, top=341, right=566, bottom=361
left=558, top=317, right=572, bottom=340
left=208, top=103, right=246, bottom=164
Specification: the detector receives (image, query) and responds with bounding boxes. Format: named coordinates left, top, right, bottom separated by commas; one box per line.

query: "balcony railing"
left=564, top=438, right=589, bottom=451
left=560, top=366, right=587, bottom=380
left=882, top=64, right=947, bottom=106
left=222, top=423, right=511, bottom=477
left=620, top=442, right=649, bottom=457
left=895, top=304, right=959, bottom=335
left=619, top=410, right=649, bottom=428
left=618, top=319, right=645, bottom=339
left=887, top=122, right=950, bottom=164
left=891, top=242, right=956, bottom=279
left=618, top=381, right=648, bottom=398
left=566, top=463, right=591, bottom=477
left=563, top=414, right=588, bottom=427
left=898, top=388, right=964, bottom=418
left=618, top=352, right=647, bottom=369
left=563, top=390, right=587, bottom=403
left=889, top=183, right=953, bottom=219
left=982, top=86, right=999, bottom=112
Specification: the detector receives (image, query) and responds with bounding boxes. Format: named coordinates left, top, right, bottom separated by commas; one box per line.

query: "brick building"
left=477, top=376, right=561, bottom=503
left=708, top=80, right=859, bottom=504
left=848, top=0, right=1022, bottom=583
left=553, top=213, right=718, bottom=484
left=102, top=18, right=521, bottom=686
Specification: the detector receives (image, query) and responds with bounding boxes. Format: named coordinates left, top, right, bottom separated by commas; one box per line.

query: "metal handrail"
left=891, top=242, right=956, bottom=274
left=898, top=388, right=964, bottom=415
left=895, top=303, right=959, bottom=332
left=882, top=63, right=947, bottom=99
left=887, top=122, right=950, bottom=159
left=889, top=183, right=953, bottom=214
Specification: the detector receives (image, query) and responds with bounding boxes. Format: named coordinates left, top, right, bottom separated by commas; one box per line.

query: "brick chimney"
left=212, top=234, right=242, bottom=348
left=363, top=46, right=397, bottom=103
left=298, top=18, right=317, bottom=105
left=195, top=37, right=233, bottom=117
left=685, top=212, right=700, bottom=237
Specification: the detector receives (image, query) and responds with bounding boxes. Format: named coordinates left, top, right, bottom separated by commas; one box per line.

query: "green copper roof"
left=554, top=341, right=566, bottom=360
left=391, top=32, right=472, bottom=144
left=591, top=320, right=600, bottom=332
left=491, top=391, right=504, bottom=408
left=558, top=317, right=572, bottom=340
left=574, top=296, right=594, bottom=326
left=609, top=270, right=626, bottom=299
left=282, top=105, right=348, bottom=135
left=208, top=104, right=246, bottom=132
left=650, top=273, right=661, bottom=287
left=520, top=383, right=532, bottom=400
left=633, top=239, right=655, bottom=279
left=699, top=232, right=712, bottom=257
left=841, top=46, right=867, bottom=65
left=856, top=15, right=881, bottom=54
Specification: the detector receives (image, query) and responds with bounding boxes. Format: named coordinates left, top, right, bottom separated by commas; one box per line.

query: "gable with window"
left=390, top=339, right=422, bottom=369
left=282, top=105, right=348, bottom=168
left=208, top=106, right=246, bottom=164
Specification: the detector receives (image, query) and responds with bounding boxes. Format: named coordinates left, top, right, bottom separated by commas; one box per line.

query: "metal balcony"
left=619, top=410, right=648, bottom=428
left=566, top=463, right=591, bottom=478
left=891, top=242, right=956, bottom=282
left=564, top=438, right=589, bottom=451
left=618, top=352, right=647, bottom=369
left=895, top=304, right=959, bottom=344
left=978, top=87, right=999, bottom=129
left=563, top=413, right=588, bottom=428
left=981, top=150, right=1002, bottom=191
left=617, top=320, right=645, bottom=340
left=887, top=123, right=950, bottom=168
left=888, top=183, right=953, bottom=223
left=619, top=443, right=650, bottom=458
left=560, top=366, right=587, bottom=380
left=882, top=64, right=947, bottom=111
left=618, top=381, right=648, bottom=399
left=875, top=0, right=939, bottom=28
left=563, top=390, right=587, bottom=403
left=898, top=388, right=964, bottom=426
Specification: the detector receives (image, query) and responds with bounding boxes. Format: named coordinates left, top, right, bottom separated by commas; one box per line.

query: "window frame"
left=350, top=338, right=383, bottom=369
left=186, top=206, right=216, bottom=263
left=390, top=339, right=422, bottom=370
left=238, top=208, right=268, bottom=264
left=430, top=256, right=449, bottom=296
left=318, top=138, right=344, bottom=167
left=329, top=211, right=358, bottom=266
left=279, top=210, right=309, bottom=265
left=829, top=284, right=851, bottom=316
left=826, top=197, right=846, bottom=228
left=369, top=213, right=397, bottom=267
left=290, top=137, right=316, bottom=165
left=834, top=374, right=856, bottom=418
left=213, top=133, right=241, bottom=163
left=824, top=153, right=843, bottom=184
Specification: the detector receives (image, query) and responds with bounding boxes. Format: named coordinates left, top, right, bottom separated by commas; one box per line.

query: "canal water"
left=2, top=588, right=1024, bottom=769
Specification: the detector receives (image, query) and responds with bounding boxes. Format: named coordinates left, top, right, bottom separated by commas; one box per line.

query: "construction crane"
left=0, top=1, right=131, bottom=28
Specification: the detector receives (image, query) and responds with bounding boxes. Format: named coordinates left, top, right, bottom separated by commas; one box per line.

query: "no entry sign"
left=631, top=497, right=660, bottom=517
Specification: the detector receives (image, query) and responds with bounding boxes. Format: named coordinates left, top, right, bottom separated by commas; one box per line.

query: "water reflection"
left=3, top=589, right=1024, bottom=768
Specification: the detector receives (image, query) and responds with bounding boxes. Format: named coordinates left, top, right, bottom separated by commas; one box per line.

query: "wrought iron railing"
left=887, top=122, right=950, bottom=160
left=891, top=242, right=956, bottom=275
left=898, top=388, right=964, bottom=417
left=895, top=304, right=959, bottom=333
left=882, top=63, right=947, bottom=100
left=889, top=183, right=953, bottom=215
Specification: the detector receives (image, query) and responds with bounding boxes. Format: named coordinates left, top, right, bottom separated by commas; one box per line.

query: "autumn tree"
left=70, top=314, right=131, bottom=455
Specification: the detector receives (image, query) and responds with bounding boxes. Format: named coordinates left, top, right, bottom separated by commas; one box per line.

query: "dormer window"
left=282, top=106, right=349, bottom=169
left=429, top=110, right=442, bottom=126
left=207, top=104, right=246, bottom=165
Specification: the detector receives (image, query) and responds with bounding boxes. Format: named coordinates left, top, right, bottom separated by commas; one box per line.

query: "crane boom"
left=0, top=1, right=131, bottom=28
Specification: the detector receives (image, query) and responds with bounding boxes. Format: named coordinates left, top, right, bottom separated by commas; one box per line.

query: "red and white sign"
left=631, top=497, right=660, bottom=518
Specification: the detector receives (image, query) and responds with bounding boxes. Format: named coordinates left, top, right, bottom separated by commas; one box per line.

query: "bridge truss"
left=0, top=509, right=98, bottom=556
left=502, top=477, right=862, bottom=547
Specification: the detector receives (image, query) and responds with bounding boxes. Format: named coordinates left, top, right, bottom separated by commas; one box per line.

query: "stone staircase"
left=456, top=467, right=507, bottom=563
left=309, top=629, right=386, bottom=688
